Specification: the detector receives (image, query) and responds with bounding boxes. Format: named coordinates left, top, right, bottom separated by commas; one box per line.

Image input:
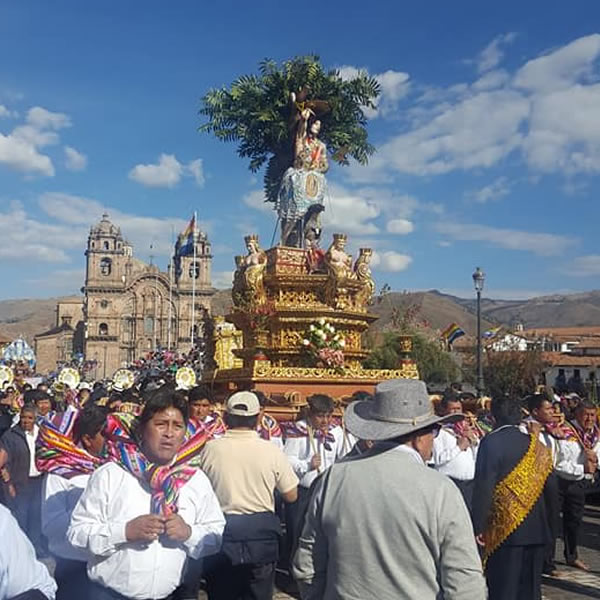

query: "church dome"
left=91, top=213, right=122, bottom=238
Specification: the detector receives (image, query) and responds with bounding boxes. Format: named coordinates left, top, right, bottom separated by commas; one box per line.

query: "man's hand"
left=125, top=514, right=165, bottom=543
left=164, top=513, right=192, bottom=543
left=310, top=454, right=322, bottom=471
left=457, top=436, right=471, bottom=451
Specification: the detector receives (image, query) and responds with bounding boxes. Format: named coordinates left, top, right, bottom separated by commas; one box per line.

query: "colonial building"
left=35, top=213, right=215, bottom=377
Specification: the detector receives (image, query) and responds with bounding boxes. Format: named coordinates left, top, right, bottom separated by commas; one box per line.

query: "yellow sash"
left=482, top=433, right=553, bottom=566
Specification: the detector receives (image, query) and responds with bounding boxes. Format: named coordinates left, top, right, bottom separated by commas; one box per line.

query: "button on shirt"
left=42, top=473, right=90, bottom=562
left=432, top=428, right=477, bottom=481
left=67, top=462, right=225, bottom=600
left=284, top=421, right=350, bottom=488
left=0, top=504, right=57, bottom=600
left=199, top=429, right=298, bottom=515
left=25, top=426, right=40, bottom=477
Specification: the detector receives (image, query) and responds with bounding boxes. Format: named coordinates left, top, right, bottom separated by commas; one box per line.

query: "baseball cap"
left=226, top=391, right=260, bottom=416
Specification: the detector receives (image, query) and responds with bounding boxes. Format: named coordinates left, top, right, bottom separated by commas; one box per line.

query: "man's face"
left=190, top=398, right=211, bottom=420
left=533, top=400, right=555, bottom=425
left=36, top=399, right=52, bottom=416
left=82, top=431, right=105, bottom=457
left=141, top=407, right=186, bottom=465
left=20, top=411, right=35, bottom=432
left=79, top=390, right=90, bottom=405
left=576, top=408, right=598, bottom=431
left=309, top=411, right=332, bottom=432
left=414, top=427, right=437, bottom=462
left=310, top=119, right=321, bottom=136
left=444, top=400, right=463, bottom=416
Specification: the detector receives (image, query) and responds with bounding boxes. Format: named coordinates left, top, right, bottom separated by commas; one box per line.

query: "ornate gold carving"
left=213, top=316, right=243, bottom=370
left=353, top=248, right=375, bottom=309
left=232, top=235, right=267, bottom=308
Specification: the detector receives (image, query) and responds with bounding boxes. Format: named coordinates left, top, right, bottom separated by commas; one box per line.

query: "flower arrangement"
left=236, top=299, right=276, bottom=330
left=302, top=318, right=346, bottom=370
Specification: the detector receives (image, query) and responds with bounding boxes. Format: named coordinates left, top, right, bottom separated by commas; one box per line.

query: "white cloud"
left=474, top=32, right=517, bottom=74
left=386, top=218, right=414, bottom=235
left=64, top=146, right=87, bottom=171
left=129, top=154, right=206, bottom=188
left=372, top=250, right=412, bottom=272
left=38, top=192, right=211, bottom=259
left=435, top=222, right=577, bottom=256
left=472, top=69, right=510, bottom=91
left=26, top=268, right=85, bottom=290
left=0, top=105, right=17, bottom=119
left=0, top=104, right=72, bottom=177
left=212, top=270, right=235, bottom=288
left=338, top=65, right=410, bottom=118
left=242, top=189, right=271, bottom=213
left=129, top=153, right=183, bottom=188
left=465, top=177, right=511, bottom=203
left=323, top=184, right=380, bottom=235
left=186, top=158, right=205, bottom=187
left=565, top=255, right=600, bottom=277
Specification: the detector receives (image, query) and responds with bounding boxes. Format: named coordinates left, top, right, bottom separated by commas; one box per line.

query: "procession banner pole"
left=167, top=250, right=173, bottom=351
left=190, top=211, right=197, bottom=350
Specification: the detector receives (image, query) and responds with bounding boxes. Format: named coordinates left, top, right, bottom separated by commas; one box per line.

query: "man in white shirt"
left=40, top=404, right=107, bottom=600
left=68, top=388, right=225, bottom=600
left=432, top=392, right=480, bottom=510
left=283, top=394, right=350, bottom=554
left=555, top=400, right=600, bottom=571
left=0, top=504, right=57, bottom=600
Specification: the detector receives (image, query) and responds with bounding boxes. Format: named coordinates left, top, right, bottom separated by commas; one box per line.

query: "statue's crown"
left=333, top=233, right=347, bottom=242
left=359, top=247, right=372, bottom=256
left=244, top=234, right=259, bottom=244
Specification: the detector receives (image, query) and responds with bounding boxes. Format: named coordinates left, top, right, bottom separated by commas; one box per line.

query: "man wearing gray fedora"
left=292, top=379, right=486, bottom=600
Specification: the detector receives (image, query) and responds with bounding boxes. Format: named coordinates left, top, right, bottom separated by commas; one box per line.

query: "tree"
left=199, top=56, right=380, bottom=204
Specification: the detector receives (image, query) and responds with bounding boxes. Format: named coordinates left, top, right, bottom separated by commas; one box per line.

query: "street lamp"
left=472, top=267, right=485, bottom=397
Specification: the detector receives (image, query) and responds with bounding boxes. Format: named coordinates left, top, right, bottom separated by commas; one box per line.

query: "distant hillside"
left=3, top=288, right=600, bottom=345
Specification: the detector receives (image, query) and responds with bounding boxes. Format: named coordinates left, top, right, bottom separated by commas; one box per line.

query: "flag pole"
left=190, top=212, right=197, bottom=350
left=167, top=237, right=173, bottom=351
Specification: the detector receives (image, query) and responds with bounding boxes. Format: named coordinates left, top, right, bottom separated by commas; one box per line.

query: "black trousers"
left=558, top=477, right=595, bottom=562
left=486, top=544, right=544, bottom=600
left=205, top=554, right=276, bottom=600
left=54, top=558, right=89, bottom=600
left=543, top=473, right=560, bottom=572
left=283, top=485, right=311, bottom=564
left=449, top=478, right=474, bottom=512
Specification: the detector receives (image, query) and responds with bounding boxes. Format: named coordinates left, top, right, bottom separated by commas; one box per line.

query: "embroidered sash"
left=482, top=433, right=553, bottom=566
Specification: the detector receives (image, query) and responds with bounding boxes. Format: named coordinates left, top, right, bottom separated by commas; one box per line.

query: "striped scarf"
left=36, top=406, right=104, bottom=479
left=104, top=413, right=209, bottom=515
left=258, top=413, right=282, bottom=441
left=281, top=420, right=335, bottom=450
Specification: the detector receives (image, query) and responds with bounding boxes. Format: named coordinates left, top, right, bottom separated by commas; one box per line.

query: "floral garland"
left=301, top=318, right=346, bottom=370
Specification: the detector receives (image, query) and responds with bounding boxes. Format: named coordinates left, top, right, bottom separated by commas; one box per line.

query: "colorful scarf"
left=444, top=416, right=484, bottom=440
left=104, top=413, right=209, bottom=515
left=36, top=406, right=104, bottom=479
left=571, top=421, right=600, bottom=449
left=281, top=420, right=335, bottom=450
left=258, top=413, right=282, bottom=442
left=203, top=412, right=227, bottom=439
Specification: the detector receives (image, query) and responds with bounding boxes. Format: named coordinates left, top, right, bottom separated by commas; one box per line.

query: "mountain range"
left=2, top=289, right=600, bottom=345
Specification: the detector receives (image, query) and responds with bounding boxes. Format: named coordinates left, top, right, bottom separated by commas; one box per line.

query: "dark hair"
left=253, top=390, right=268, bottom=407
left=139, top=388, right=189, bottom=427
left=440, top=387, right=461, bottom=410
left=490, top=395, right=522, bottom=426
left=576, top=399, right=596, bottom=413
left=308, top=394, right=334, bottom=414
left=34, top=391, right=51, bottom=404
left=189, top=385, right=213, bottom=404
left=526, top=393, right=550, bottom=414
left=224, top=412, right=258, bottom=429
left=350, top=390, right=372, bottom=402
left=73, top=404, right=108, bottom=443
left=22, top=383, right=32, bottom=391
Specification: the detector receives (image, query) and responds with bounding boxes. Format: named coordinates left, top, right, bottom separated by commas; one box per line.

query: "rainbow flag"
left=175, top=214, right=196, bottom=257
left=441, top=323, right=465, bottom=344
left=483, top=326, right=502, bottom=339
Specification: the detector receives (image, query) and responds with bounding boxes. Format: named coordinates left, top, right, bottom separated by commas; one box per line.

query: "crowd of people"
left=0, top=373, right=598, bottom=600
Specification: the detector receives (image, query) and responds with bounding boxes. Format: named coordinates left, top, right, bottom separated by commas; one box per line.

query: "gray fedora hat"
left=345, top=379, right=463, bottom=441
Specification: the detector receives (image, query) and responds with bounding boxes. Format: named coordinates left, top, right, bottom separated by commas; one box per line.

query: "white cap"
left=226, top=391, right=260, bottom=417
left=78, top=382, right=92, bottom=391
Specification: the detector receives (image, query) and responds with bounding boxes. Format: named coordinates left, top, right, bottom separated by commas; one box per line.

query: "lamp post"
left=472, top=267, right=485, bottom=397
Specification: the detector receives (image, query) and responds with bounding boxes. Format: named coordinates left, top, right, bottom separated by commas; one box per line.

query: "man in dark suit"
left=473, top=395, right=553, bottom=600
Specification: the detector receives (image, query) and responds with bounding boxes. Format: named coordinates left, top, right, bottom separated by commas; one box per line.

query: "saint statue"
left=276, top=92, right=329, bottom=247
left=232, top=235, right=268, bottom=307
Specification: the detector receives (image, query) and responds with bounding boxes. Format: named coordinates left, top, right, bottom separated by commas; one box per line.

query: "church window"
left=104, top=241, right=110, bottom=250
left=100, top=299, right=109, bottom=309
left=189, top=261, right=200, bottom=279
left=99, top=323, right=109, bottom=336
left=100, top=257, right=112, bottom=276
left=144, top=316, right=154, bottom=334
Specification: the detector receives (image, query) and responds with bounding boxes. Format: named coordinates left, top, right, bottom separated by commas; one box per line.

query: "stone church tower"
left=83, top=214, right=214, bottom=378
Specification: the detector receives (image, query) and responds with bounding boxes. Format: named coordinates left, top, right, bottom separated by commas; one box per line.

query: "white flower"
left=329, top=325, right=335, bottom=332
left=319, top=318, right=325, bottom=326
left=302, top=339, right=310, bottom=346
left=309, top=324, right=315, bottom=332
left=339, top=339, right=346, bottom=347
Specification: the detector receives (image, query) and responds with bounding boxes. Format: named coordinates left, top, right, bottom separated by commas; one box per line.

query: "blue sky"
left=1, top=2, right=600, bottom=301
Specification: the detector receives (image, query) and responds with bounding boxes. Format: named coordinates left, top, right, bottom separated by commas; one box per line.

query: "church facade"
left=36, top=213, right=215, bottom=377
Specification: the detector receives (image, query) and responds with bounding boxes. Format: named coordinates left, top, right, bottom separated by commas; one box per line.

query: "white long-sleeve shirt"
left=556, top=437, right=600, bottom=482
left=67, top=462, right=225, bottom=600
left=0, top=504, right=57, bottom=600
left=432, top=428, right=477, bottom=481
left=42, top=472, right=90, bottom=562
left=284, top=421, right=349, bottom=488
